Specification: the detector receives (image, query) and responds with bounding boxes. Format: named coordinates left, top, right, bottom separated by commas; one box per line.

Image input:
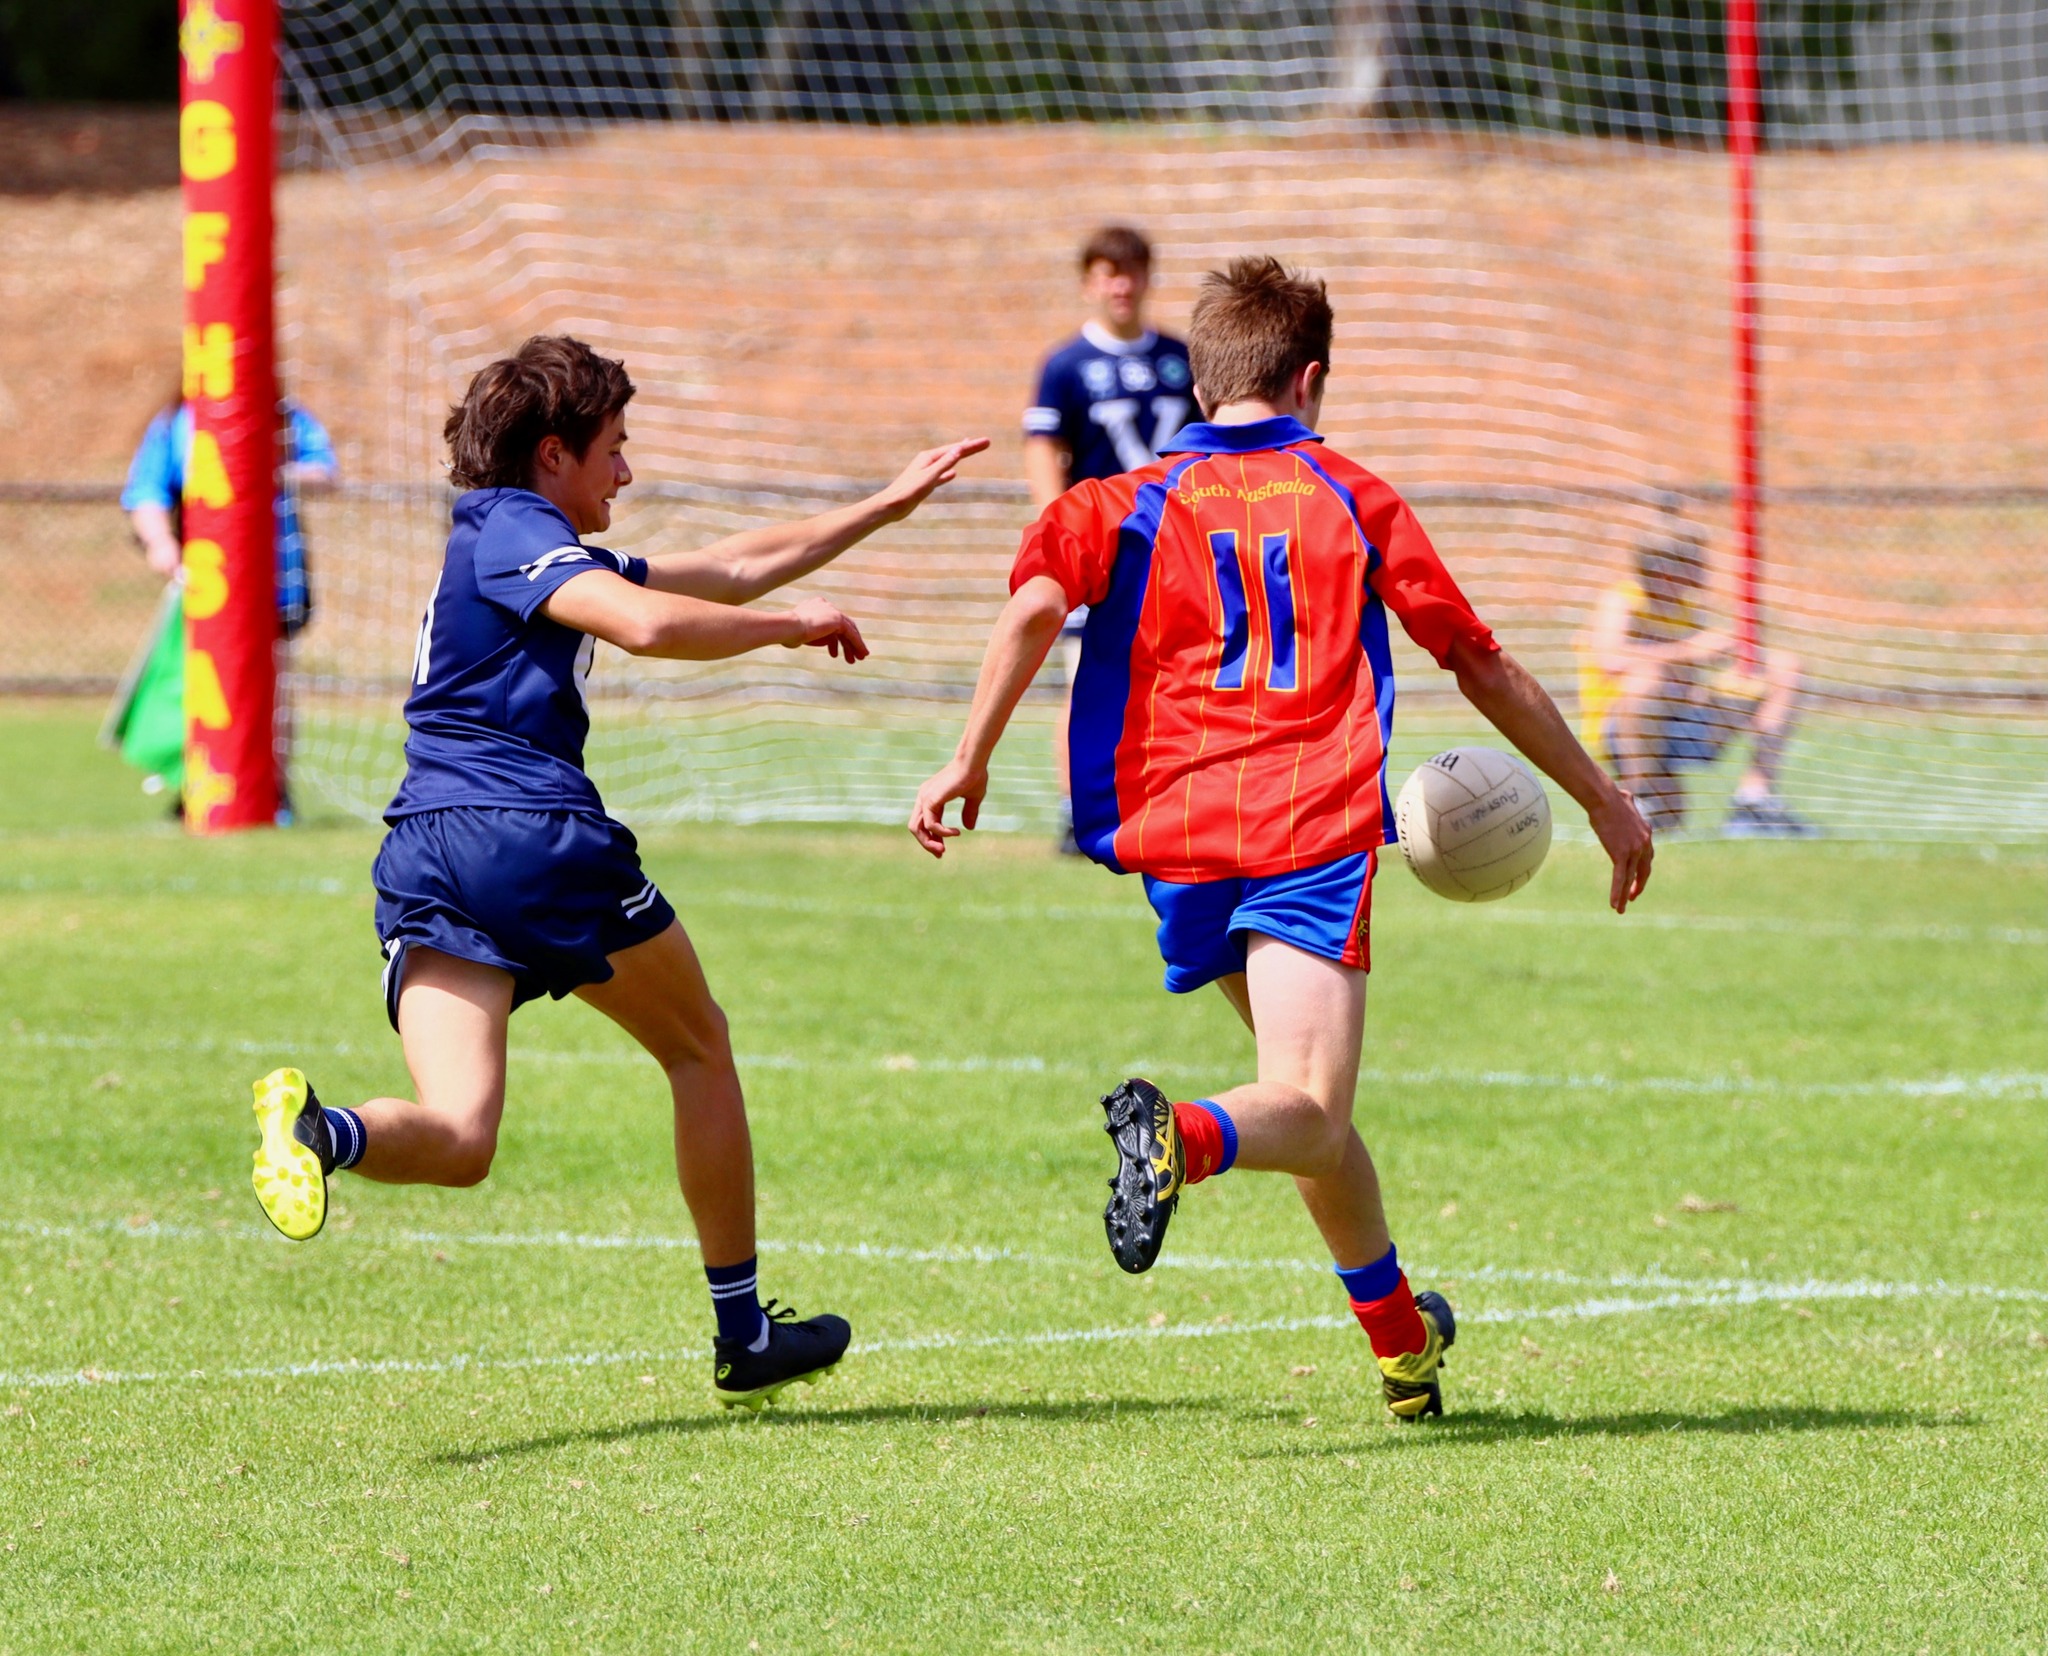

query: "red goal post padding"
left=179, top=0, right=279, bottom=832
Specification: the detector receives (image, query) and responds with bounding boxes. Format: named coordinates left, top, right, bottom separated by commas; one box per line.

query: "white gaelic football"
left=1394, top=748, right=1553, bottom=902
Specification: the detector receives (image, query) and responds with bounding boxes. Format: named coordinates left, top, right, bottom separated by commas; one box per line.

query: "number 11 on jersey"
left=1207, top=529, right=1300, bottom=693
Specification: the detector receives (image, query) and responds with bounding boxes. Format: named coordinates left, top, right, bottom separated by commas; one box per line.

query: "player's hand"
left=874, top=438, right=991, bottom=523
left=909, top=757, right=988, bottom=858
left=144, top=539, right=182, bottom=579
left=784, top=598, right=868, bottom=662
left=1589, top=786, right=1654, bottom=914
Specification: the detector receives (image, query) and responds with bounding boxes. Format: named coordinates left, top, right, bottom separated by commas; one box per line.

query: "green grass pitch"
left=2, top=701, right=2045, bottom=1652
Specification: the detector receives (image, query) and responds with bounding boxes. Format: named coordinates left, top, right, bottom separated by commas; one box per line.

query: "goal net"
left=273, top=2, right=2047, bottom=840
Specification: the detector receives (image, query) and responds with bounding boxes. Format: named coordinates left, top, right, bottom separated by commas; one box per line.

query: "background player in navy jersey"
left=1023, top=226, right=1193, bottom=851
left=245, top=335, right=986, bottom=1409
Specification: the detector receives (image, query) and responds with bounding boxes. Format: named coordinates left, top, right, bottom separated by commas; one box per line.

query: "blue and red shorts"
left=1141, top=848, right=1376, bottom=994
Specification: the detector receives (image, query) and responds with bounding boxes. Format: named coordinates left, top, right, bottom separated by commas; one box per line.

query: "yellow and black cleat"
left=1379, top=1290, right=1457, bottom=1422
left=1101, top=1077, right=1183, bottom=1274
left=249, top=1067, right=333, bottom=1242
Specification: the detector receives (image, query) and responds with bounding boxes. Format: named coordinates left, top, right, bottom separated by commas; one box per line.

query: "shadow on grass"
left=438, top=1395, right=1223, bottom=1464
left=1247, top=1403, right=1961, bottom=1455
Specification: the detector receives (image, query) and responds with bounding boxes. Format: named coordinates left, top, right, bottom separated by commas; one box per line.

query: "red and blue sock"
left=1336, top=1243, right=1427, bottom=1359
left=705, top=1256, right=769, bottom=1350
left=1173, top=1099, right=1238, bottom=1184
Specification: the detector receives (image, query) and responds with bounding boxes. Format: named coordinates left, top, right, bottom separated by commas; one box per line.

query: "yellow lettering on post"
left=183, top=323, right=235, bottom=399
left=184, top=213, right=230, bottom=291
left=183, top=540, right=229, bottom=620
left=180, top=101, right=236, bottom=183
left=183, top=430, right=234, bottom=509
left=186, top=649, right=232, bottom=731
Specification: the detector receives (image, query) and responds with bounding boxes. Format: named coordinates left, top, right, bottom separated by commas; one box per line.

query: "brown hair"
left=1188, top=256, right=1333, bottom=408
left=1079, top=224, right=1152, bottom=274
left=444, top=335, right=635, bottom=491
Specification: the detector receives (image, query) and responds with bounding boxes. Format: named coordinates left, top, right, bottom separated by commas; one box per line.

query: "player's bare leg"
left=576, top=920, right=848, bottom=1406
left=345, top=949, right=514, bottom=1186
left=574, top=921, right=755, bottom=1267
left=247, top=947, right=509, bottom=1240
left=1105, top=935, right=1454, bottom=1418
left=1206, top=938, right=1388, bottom=1266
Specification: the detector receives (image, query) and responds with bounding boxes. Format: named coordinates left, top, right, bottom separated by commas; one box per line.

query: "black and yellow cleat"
left=713, top=1301, right=851, bottom=1411
left=249, top=1067, right=334, bottom=1242
left=1101, top=1077, right=1183, bottom=1275
left=1378, top=1289, right=1457, bottom=1422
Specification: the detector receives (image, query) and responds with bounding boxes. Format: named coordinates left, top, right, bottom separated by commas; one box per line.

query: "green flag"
left=102, top=584, right=186, bottom=791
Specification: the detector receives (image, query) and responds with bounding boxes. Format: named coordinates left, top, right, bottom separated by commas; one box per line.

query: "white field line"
left=3, top=1269, right=2042, bottom=1395
left=8, top=1028, right=2044, bottom=1103
left=8, top=1216, right=2045, bottom=1313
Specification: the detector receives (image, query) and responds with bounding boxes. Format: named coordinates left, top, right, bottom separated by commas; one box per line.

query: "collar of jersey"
left=1160, top=416, right=1322, bottom=456
left=1081, top=320, right=1158, bottom=357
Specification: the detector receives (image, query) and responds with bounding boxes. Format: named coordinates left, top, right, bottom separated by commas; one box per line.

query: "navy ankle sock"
left=705, top=1256, right=767, bottom=1348
left=322, top=1107, right=366, bottom=1171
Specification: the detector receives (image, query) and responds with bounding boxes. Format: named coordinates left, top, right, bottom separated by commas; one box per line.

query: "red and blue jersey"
left=1011, top=415, right=1497, bottom=883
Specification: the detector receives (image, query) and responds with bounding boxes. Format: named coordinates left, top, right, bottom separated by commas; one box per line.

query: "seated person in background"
left=1577, top=531, right=1815, bottom=839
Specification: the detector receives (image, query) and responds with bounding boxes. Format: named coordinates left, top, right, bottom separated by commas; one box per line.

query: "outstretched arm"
left=909, top=574, right=1068, bottom=856
left=1448, top=637, right=1654, bottom=913
left=644, top=438, right=989, bottom=605
left=542, top=569, right=867, bottom=664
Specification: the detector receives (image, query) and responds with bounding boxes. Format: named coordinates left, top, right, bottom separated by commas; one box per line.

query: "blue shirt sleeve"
left=471, top=493, right=648, bottom=622
left=120, top=409, right=183, bottom=512
left=285, top=403, right=338, bottom=475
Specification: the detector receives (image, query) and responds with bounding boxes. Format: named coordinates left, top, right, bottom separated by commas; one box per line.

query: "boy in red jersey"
left=911, top=258, right=1653, bottom=1421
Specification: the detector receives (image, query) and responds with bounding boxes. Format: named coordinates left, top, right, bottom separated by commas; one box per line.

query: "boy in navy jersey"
left=247, top=335, right=985, bottom=1408
left=1024, top=226, right=1192, bottom=851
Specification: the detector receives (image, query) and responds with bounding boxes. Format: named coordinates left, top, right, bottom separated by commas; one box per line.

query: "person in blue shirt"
left=245, top=334, right=986, bottom=1409
left=1023, top=226, right=1192, bottom=851
left=113, top=392, right=338, bottom=802
left=122, top=393, right=338, bottom=635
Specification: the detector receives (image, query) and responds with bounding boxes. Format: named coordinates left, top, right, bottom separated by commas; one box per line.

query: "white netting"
left=269, top=3, right=2047, bottom=840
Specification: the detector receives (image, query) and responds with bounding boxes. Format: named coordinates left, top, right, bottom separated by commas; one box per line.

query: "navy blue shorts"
left=372, top=807, right=676, bottom=1028
left=1142, top=849, right=1376, bottom=995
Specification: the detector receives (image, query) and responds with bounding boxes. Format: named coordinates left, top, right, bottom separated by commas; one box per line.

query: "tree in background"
left=0, top=0, right=178, bottom=101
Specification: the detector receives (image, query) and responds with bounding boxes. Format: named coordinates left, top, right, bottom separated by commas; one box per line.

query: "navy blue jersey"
left=1024, top=324, right=1194, bottom=485
left=386, top=488, right=648, bottom=822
